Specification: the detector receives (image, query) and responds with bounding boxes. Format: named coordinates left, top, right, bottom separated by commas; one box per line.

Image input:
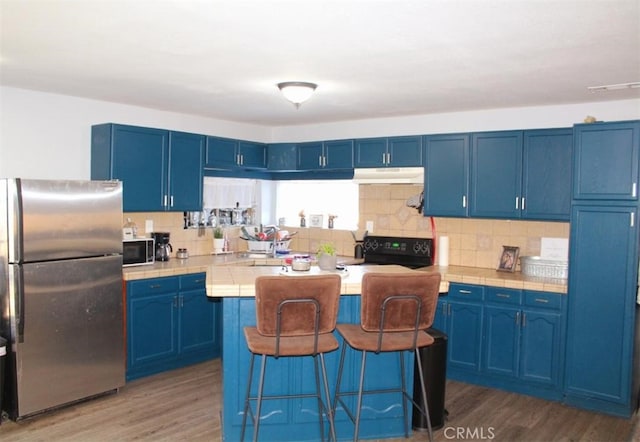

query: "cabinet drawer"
left=128, top=276, right=179, bottom=297
left=180, top=273, right=207, bottom=291
left=524, top=290, right=562, bottom=310
left=485, top=287, right=522, bottom=305
left=448, top=283, right=484, bottom=301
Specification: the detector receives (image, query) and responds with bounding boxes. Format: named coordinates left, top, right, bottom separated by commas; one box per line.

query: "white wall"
left=272, top=99, right=640, bottom=142
left=0, top=86, right=271, bottom=179
left=1, top=85, right=639, bottom=180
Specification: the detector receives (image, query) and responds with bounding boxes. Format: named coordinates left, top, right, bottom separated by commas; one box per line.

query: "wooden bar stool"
left=240, top=274, right=342, bottom=442
left=333, top=272, right=441, bottom=442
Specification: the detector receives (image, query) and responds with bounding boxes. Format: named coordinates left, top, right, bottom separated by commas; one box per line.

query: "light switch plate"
left=145, top=219, right=154, bottom=234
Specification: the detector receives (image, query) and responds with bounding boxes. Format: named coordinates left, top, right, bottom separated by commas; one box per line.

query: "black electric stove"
left=362, top=235, right=434, bottom=269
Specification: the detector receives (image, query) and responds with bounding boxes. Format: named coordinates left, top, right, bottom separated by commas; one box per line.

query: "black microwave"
left=123, top=238, right=155, bottom=267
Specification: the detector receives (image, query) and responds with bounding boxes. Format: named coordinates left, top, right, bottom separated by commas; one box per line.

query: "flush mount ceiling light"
left=277, top=81, right=318, bottom=109
left=587, top=82, right=640, bottom=92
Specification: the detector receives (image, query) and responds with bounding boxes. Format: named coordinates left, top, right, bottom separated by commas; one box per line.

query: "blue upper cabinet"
left=522, top=128, right=572, bottom=221
left=239, top=141, right=267, bottom=169
left=168, top=131, right=205, bottom=212
left=354, top=136, right=422, bottom=168
left=297, top=139, right=353, bottom=170
left=425, top=129, right=571, bottom=220
left=354, top=138, right=387, bottom=167
left=205, top=136, right=237, bottom=169
left=470, top=131, right=523, bottom=218
left=324, top=139, right=354, bottom=169
left=388, top=136, right=423, bottom=166
left=205, top=136, right=266, bottom=170
left=297, top=141, right=324, bottom=170
left=573, top=121, right=640, bottom=201
left=91, top=124, right=203, bottom=212
left=267, top=143, right=297, bottom=171
left=424, top=134, right=470, bottom=217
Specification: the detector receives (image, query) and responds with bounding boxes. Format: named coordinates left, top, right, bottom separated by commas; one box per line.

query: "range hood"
left=353, top=167, right=424, bottom=184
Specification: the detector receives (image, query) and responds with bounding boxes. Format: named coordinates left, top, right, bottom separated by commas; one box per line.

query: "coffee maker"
left=152, top=232, right=172, bottom=261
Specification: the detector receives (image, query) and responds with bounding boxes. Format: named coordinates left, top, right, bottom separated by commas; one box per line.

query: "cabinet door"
left=354, top=138, right=388, bottom=168
left=128, top=293, right=179, bottom=368
left=522, top=129, right=572, bottom=221
left=206, top=136, right=238, bottom=169
left=483, top=306, right=520, bottom=378
left=388, top=136, right=423, bottom=167
left=520, top=309, right=562, bottom=387
left=268, top=143, right=297, bottom=171
left=432, top=298, right=448, bottom=332
left=324, top=139, right=354, bottom=169
left=180, top=289, right=218, bottom=355
left=424, top=134, right=470, bottom=217
left=565, top=205, right=638, bottom=405
left=168, top=131, right=204, bottom=211
left=111, top=125, right=168, bottom=212
left=470, top=131, right=523, bottom=218
left=447, top=301, right=483, bottom=371
left=573, top=121, right=640, bottom=200
left=239, top=141, right=267, bottom=169
left=297, top=142, right=324, bottom=170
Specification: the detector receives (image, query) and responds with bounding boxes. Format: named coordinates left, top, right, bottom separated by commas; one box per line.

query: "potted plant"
left=213, top=227, right=225, bottom=253
left=316, top=242, right=337, bottom=270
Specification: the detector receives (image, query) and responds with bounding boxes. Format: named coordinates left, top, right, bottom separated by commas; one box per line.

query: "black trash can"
left=412, top=328, right=447, bottom=431
left=0, top=336, right=5, bottom=425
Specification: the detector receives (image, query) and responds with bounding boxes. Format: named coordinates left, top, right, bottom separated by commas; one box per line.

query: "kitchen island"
left=123, top=255, right=567, bottom=441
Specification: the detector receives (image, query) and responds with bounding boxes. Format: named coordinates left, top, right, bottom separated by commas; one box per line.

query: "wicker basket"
left=520, top=256, right=568, bottom=279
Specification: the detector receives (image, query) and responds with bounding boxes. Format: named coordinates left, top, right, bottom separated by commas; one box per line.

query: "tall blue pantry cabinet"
left=565, top=120, right=640, bottom=417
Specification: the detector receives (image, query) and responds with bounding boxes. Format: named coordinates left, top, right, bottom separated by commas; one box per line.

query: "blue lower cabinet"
left=447, top=300, right=484, bottom=371
left=221, top=295, right=413, bottom=442
left=442, top=284, right=566, bottom=402
left=126, top=273, right=221, bottom=381
left=438, top=284, right=484, bottom=373
left=483, top=290, right=564, bottom=391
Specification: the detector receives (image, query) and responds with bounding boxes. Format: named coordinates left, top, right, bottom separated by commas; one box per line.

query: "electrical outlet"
left=145, top=219, right=154, bottom=233
left=366, top=220, right=374, bottom=233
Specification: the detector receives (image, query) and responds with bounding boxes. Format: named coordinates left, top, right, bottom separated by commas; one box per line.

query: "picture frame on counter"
left=309, top=214, right=323, bottom=228
left=498, top=246, right=519, bottom=272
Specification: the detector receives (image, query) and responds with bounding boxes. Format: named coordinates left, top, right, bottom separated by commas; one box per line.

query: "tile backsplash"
left=124, top=183, right=569, bottom=270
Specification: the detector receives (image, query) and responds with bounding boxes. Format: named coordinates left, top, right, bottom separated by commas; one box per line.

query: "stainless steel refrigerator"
left=0, top=178, right=125, bottom=420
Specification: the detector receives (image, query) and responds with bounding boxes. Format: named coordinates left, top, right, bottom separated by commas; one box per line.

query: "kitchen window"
left=274, top=180, right=359, bottom=230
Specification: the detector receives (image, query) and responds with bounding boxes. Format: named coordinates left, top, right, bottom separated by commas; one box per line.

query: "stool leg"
left=399, top=352, right=409, bottom=438
left=313, top=355, right=326, bottom=442
left=415, top=348, right=433, bottom=442
left=240, top=353, right=256, bottom=442
left=319, top=352, right=337, bottom=442
left=332, top=343, right=348, bottom=415
left=354, top=350, right=367, bottom=442
left=253, top=354, right=268, bottom=442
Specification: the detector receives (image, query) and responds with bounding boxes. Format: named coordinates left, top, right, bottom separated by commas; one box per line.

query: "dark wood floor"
left=0, top=358, right=638, bottom=441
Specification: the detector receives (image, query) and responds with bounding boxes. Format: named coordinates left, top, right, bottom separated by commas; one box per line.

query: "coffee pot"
left=152, top=232, right=172, bottom=261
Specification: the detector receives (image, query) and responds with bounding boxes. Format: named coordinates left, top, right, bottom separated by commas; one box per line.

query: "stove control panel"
left=363, top=236, right=433, bottom=257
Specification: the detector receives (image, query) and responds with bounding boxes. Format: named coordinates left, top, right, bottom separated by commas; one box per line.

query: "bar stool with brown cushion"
left=333, top=271, right=441, bottom=442
left=240, top=274, right=342, bottom=442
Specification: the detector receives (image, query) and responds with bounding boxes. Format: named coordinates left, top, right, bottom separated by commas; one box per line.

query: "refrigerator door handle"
left=16, top=265, right=25, bottom=343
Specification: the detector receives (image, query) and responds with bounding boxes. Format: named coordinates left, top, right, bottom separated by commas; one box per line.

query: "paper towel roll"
left=438, top=236, right=449, bottom=267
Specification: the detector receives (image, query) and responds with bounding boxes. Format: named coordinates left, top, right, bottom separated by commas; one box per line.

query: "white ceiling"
left=1, top=0, right=639, bottom=126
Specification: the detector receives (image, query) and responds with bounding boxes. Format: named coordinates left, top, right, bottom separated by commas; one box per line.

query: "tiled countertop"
left=122, top=253, right=568, bottom=296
